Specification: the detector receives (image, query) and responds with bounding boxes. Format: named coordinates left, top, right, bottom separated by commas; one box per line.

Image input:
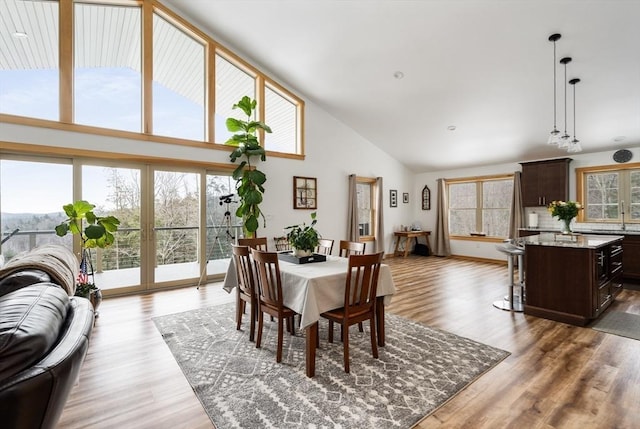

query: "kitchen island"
left=522, top=233, right=624, bottom=326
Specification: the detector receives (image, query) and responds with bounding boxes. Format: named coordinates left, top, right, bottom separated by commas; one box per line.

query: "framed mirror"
left=422, top=185, right=431, bottom=210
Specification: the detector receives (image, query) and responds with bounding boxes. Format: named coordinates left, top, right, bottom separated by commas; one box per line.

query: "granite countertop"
left=521, top=233, right=624, bottom=249
left=520, top=227, right=640, bottom=236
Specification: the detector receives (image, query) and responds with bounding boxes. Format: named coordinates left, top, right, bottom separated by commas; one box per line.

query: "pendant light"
left=567, top=78, right=582, bottom=153
left=547, top=34, right=562, bottom=145
left=558, top=57, right=572, bottom=149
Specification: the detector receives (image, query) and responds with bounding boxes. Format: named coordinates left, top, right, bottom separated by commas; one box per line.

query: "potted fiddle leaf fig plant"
left=225, top=96, right=272, bottom=237
left=55, top=200, right=120, bottom=311
left=285, top=212, right=320, bottom=257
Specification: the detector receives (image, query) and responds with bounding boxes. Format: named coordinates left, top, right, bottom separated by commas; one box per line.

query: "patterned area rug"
left=153, top=303, right=509, bottom=429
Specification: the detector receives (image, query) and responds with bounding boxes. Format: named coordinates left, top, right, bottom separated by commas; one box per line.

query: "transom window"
left=0, top=0, right=304, bottom=157
left=447, top=176, right=514, bottom=238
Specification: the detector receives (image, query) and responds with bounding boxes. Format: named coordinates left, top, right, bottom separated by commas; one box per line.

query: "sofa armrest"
left=0, top=297, right=94, bottom=429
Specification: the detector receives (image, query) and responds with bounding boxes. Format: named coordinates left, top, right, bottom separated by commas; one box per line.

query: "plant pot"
left=293, top=248, right=313, bottom=258
left=89, top=289, right=102, bottom=318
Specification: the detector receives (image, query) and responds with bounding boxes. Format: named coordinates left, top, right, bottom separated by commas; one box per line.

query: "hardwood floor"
left=58, top=256, right=640, bottom=428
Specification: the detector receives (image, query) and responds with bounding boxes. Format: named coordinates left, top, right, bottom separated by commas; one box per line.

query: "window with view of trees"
left=448, top=176, right=513, bottom=238
left=582, top=167, right=640, bottom=222
left=356, top=180, right=373, bottom=238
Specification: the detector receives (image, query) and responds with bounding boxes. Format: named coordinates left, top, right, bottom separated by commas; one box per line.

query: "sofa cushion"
left=0, top=285, right=69, bottom=382
left=0, top=269, right=52, bottom=298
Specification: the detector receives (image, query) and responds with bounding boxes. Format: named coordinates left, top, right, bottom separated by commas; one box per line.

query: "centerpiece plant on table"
left=548, top=200, right=583, bottom=234
left=285, top=212, right=320, bottom=257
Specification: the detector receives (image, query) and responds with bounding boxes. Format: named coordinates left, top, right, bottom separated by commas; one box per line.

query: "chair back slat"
left=251, top=248, right=284, bottom=309
left=238, top=237, right=268, bottom=251
left=232, top=245, right=254, bottom=298
left=274, top=236, right=291, bottom=251
left=316, top=238, right=334, bottom=255
left=344, top=252, right=383, bottom=317
left=339, top=240, right=366, bottom=257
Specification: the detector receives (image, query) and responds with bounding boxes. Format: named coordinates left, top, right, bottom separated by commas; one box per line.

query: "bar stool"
left=493, top=243, right=525, bottom=312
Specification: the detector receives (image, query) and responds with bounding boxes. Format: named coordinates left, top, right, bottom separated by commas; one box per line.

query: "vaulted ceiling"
left=167, top=0, right=640, bottom=172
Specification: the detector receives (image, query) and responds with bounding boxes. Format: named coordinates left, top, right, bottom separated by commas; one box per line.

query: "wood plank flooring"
left=58, top=256, right=640, bottom=428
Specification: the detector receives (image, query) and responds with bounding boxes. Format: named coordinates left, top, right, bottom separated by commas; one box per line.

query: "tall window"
left=74, top=3, right=141, bottom=132
left=356, top=178, right=376, bottom=239
left=264, top=84, right=298, bottom=153
left=0, top=0, right=59, bottom=120
left=582, top=167, right=640, bottom=222
left=448, top=176, right=513, bottom=238
left=153, top=13, right=205, bottom=141
left=214, top=54, right=256, bottom=143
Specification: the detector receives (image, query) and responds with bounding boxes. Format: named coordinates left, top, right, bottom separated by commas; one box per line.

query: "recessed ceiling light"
left=12, top=31, right=28, bottom=39
left=613, top=136, right=626, bottom=142
left=393, top=71, right=404, bottom=79
left=447, top=125, right=456, bottom=131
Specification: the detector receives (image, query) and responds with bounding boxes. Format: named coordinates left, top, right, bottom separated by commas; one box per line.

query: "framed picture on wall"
left=390, top=189, right=398, bottom=207
left=422, top=185, right=431, bottom=210
left=403, top=192, right=409, bottom=203
left=293, top=176, right=317, bottom=209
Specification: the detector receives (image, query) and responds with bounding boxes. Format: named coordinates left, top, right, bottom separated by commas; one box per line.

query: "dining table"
left=223, top=253, right=396, bottom=377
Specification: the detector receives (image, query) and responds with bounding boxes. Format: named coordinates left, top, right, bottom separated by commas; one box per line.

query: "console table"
left=393, top=230, right=431, bottom=257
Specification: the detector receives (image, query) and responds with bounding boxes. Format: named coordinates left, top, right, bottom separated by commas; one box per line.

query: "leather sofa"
left=0, top=245, right=94, bottom=429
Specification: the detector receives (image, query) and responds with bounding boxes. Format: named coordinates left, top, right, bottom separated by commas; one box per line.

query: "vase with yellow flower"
left=548, top=200, right=583, bottom=234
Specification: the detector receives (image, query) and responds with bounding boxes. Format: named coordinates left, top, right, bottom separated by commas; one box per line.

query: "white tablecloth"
left=223, top=255, right=396, bottom=329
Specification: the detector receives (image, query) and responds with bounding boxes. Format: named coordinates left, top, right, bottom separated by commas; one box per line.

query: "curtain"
left=347, top=174, right=359, bottom=242
left=433, top=178, right=451, bottom=256
left=375, top=177, right=384, bottom=253
left=508, top=171, right=525, bottom=240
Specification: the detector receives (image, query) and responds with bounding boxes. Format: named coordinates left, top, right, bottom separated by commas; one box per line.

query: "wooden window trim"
left=576, top=162, right=640, bottom=223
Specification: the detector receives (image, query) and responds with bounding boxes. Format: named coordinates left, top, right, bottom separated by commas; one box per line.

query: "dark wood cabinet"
left=520, top=158, right=571, bottom=207
left=524, top=237, right=623, bottom=326
left=622, top=234, right=640, bottom=282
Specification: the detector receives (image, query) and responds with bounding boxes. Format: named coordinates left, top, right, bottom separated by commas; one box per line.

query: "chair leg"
left=256, top=311, right=264, bottom=349
left=358, top=322, right=363, bottom=332
left=248, top=302, right=256, bottom=342
left=236, top=298, right=243, bottom=331
left=328, top=320, right=334, bottom=343
left=343, top=322, right=350, bottom=373
left=276, top=317, right=284, bottom=363
left=370, top=318, right=378, bottom=359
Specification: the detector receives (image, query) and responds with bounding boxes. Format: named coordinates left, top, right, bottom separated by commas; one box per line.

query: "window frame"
left=356, top=177, right=377, bottom=243
left=0, top=0, right=305, bottom=159
left=576, top=162, right=640, bottom=224
left=446, top=174, right=514, bottom=242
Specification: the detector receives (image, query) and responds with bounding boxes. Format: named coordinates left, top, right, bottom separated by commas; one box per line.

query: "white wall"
left=0, top=99, right=414, bottom=255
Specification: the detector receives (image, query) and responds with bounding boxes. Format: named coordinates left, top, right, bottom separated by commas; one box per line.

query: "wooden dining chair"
left=231, top=244, right=257, bottom=342
left=251, top=248, right=297, bottom=363
left=273, top=236, right=291, bottom=251
left=338, top=240, right=365, bottom=257
left=238, top=237, right=268, bottom=251
left=316, top=238, right=334, bottom=256
left=321, top=252, right=383, bottom=373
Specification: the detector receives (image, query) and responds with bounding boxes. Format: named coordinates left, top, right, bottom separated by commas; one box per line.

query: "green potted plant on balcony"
left=55, top=200, right=120, bottom=311
left=225, top=96, right=272, bottom=237
left=285, top=212, right=320, bottom=257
